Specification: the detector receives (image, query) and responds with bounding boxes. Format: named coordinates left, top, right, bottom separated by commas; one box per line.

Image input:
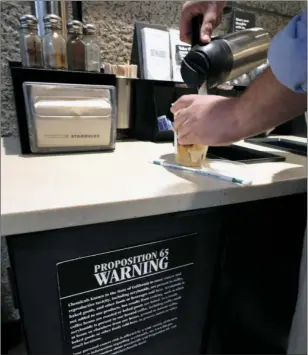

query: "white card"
left=141, top=27, right=171, bottom=81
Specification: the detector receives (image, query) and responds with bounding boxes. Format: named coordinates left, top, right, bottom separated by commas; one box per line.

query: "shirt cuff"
left=268, top=12, right=307, bottom=93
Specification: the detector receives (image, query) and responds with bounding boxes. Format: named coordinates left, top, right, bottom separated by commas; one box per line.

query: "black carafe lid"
left=181, top=49, right=210, bottom=89
left=181, top=15, right=233, bottom=89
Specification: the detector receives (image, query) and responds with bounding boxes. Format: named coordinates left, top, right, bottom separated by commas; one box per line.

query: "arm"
left=234, top=67, right=307, bottom=142
left=172, top=11, right=307, bottom=146
left=234, top=10, right=307, bottom=141
left=172, top=67, right=306, bottom=146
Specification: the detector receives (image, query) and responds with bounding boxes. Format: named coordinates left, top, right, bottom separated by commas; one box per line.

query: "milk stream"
left=198, top=81, right=207, bottom=95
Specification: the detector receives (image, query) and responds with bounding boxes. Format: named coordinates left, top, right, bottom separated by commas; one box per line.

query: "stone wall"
left=81, top=0, right=296, bottom=64
left=0, top=1, right=306, bottom=323
left=1, top=1, right=32, bottom=138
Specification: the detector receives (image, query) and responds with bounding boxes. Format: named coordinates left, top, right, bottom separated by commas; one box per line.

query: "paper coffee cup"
left=173, top=108, right=208, bottom=167
left=174, top=131, right=208, bottom=168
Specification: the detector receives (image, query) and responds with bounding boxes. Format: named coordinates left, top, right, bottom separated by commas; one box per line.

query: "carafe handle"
left=191, top=15, right=204, bottom=46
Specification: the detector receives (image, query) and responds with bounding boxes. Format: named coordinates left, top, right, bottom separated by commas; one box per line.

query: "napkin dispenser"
left=23, top=82, right=117, bottom=153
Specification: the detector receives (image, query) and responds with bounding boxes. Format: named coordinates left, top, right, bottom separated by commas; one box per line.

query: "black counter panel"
left=7, top=207, right=225, bottom=354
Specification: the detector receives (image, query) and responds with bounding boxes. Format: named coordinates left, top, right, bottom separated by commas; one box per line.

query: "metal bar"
left=72, top=1, right=83, bottom=22
left=59, top=0, right=68, bottom=39
left=34, top=0, right=47, bottom=37
left=49, top=1, right=59, bottom=15
left=34, top=1, right=68, bottom=38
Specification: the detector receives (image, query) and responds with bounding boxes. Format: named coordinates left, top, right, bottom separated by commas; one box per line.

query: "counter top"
left=1, top=136, right=306, bottom=236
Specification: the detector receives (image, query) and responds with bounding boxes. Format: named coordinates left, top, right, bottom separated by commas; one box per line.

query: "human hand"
left=171, top=94, right=240, bottom=146
left=180, top=1, right=226, bottom=44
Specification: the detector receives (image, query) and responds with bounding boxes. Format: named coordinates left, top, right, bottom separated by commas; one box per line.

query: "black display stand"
left=9, top=62, right=116, bottom=155
left=130, top=21, right=195, bottom=142
left=131, top=79, right=196, bottom=142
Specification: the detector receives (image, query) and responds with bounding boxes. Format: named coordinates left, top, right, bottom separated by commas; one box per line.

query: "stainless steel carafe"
left=181, top=15, right=270, bottom=89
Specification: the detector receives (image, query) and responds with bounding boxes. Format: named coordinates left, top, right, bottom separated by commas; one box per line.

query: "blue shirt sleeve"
left=268, top=11, right=307, bottom=93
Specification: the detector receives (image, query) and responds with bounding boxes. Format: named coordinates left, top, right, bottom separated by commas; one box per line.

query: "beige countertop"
left=1, top=136, right=306, bottom=236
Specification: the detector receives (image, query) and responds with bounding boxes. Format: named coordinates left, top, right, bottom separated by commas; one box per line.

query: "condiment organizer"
left=9, top=62, right=117, bottom=155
